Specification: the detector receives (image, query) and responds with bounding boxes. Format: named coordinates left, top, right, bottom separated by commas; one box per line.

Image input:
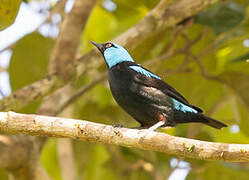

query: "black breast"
left=108, top=62, right=174, bottom=127
left=108, top=62, right=136, bottom=108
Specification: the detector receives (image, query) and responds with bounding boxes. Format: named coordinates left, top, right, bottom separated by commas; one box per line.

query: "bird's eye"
left=106, top=43, right=112, bottom=48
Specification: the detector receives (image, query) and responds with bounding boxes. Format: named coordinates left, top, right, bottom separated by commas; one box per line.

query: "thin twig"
left=55, top=72, right=107, bottom=115
left=0, top=0, right=219, bottom=112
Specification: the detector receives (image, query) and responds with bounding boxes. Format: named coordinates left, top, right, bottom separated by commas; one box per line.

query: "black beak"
left=91, top=40, right=105, bottom=53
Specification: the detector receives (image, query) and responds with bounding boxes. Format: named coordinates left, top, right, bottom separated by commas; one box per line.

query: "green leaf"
left=195, top=2, right=245, bottom=34
left=9, top=32, right=54, bottom=90
left=93, top=84, right=113, bottom=108
left=81, top=3, right=147, bottom=53
left=234, top=96, right=249, bottom=137
left=81, top=6, right=118, bottom=53
left=9, top=32, right=54, bottom=113
left=219, top=71, right=249, bottom=108
left=0, top=0, right=22, bottom=30
left=215, top=34, right=249, bottom=71
left=0, top=169, right=8, bottom=180
left=210, top=121, right=249, bottom=144
left=85, top=144, right=115, bottom=180
left=41, top=139, right=62, bottom=180
left=219, top=71, right=249, bottom=136
left=192, top=162, right=249, bottom=180
left=230, top=51, right=249, bottom=62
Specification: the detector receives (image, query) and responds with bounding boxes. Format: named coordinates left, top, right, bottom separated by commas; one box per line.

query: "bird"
left=91, top=41, right=227, bottom=130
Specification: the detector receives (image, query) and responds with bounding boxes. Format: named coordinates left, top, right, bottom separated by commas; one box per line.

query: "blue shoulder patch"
left=129, top=66, right=161, bottom=80
left=172, top=99, right=198, bottom=114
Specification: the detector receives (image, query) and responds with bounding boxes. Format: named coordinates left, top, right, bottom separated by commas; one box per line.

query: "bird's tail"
left=196, top=114, right=227, bottom=129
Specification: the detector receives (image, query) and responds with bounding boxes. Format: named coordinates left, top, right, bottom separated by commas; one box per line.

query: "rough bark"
left=76, top=0, right=218, bottom=75
left=0, top=74, right=61, bottom=111
left=0, top=111, right=248, bottom=162
left=49, top=0, right=96, bottom=81
left=0, top=0, right=96, bottom=179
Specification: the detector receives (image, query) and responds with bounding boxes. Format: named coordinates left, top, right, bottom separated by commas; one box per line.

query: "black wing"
left=130, top=67, right=203, bottom=113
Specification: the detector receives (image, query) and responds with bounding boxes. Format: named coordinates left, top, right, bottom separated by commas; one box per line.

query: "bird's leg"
left=148, top=114, right=166, bottom=131
left=113, top=124, right=147, bottom=129
left=148, top=121, right=165, bottom=131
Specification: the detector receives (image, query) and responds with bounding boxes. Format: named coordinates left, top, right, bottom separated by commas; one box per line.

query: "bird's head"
left=91, top=41, right=134, bottom=68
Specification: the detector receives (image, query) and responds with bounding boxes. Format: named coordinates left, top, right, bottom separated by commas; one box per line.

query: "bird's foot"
left=148, top=121, right=165, bottom=131
left=130, top=126, right=148, bottom=130
left=112, top=124, right=125, bottom=128
left=161, top=126, right=173, bottom=130
left=147, top=113, right=167, bottom=131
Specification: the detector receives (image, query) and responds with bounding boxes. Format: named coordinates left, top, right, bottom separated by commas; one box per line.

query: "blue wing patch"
left=172, top=99, right=198, bottom=114
left=129, top=66, right=161, bottom=80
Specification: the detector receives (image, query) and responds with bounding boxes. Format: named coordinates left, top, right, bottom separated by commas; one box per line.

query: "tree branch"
left=0, top=111, right=248, bottom=162
left=49, top=0, right=96, bottom=81
left=0, top=0, right=218, bottom=112
left=57, top=138, right=77, bottom=180
left=0, top=1, right=97, bottom=179
left=54, top=29, right=210, bottom=115
left=55, top=73, right=107, bottom=115
left=76, top=0, right=218, bottom=74
left=0, top=74, right=61, bottom=111
left=0, top=135, right=30, bottom=170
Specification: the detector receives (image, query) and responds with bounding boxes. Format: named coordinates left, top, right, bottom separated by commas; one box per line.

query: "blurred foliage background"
left=0, top=0, right=249, bottom=179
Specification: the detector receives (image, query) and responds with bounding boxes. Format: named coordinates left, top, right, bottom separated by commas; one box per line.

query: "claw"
left=112, top=124, right=125, bottom=128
